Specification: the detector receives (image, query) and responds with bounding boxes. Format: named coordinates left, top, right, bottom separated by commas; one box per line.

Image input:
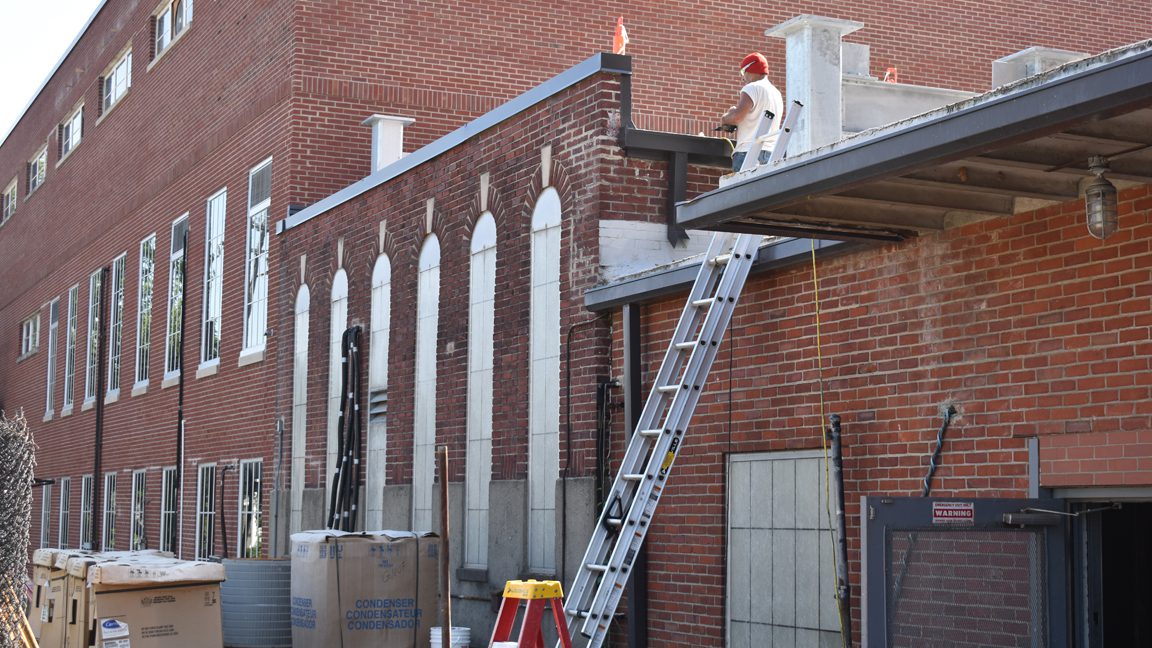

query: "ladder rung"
left=691, top=297, right=715, bottom=307
left=639, top=429, right=661, bottom=438
left=657, top=384, right=680, bottom=393
left=586, top=563, right=608, bottom=573
left=605, top=518, right=622, bottom=527
left=623, top=473, right=645, bottom=481
left=674, top=341, right=697, bottom=351
left=710, top=252, right=732, bottom=266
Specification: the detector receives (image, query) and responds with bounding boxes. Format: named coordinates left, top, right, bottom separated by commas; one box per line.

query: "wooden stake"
left=438, top=445, right=451, bottom=648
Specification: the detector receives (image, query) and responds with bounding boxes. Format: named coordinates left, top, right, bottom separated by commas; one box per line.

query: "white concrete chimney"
left=362, top=114, right=416, bottom=172
left=991, top=47, right=1087, bottom=87
left=766, top=15, right=864, bottom=154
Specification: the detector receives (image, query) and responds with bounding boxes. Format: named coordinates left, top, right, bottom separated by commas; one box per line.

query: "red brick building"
left=2, top=0, right=1151, bottom=646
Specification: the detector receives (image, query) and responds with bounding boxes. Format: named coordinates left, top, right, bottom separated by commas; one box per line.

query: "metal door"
left=862, top=497, right=1068, bottom=648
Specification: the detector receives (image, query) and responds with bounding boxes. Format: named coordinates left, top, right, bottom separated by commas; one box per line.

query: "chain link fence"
left=0, top=410, right=36, bottom=646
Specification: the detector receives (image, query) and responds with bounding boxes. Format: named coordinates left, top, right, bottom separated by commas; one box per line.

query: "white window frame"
left=60, top=106, right=83, bottom=160
left=153, top=0, right=193, bottom=58
left=135, top=235, right=157, bottom=388
left=79, top=474, right=94, bottom=550
left=290, top=286, right=309, bottom=534
left=237, top=459, right=262, bottom=558
left=21, top=312, right=39, bottom=357
left=45, top=298, right=59, bottom=417
left=63, top=285, right=79, bottom=411
left=130, top=470, right=147, bottom=550
left=160, top=466, right=178, bottom=553
left=101, top=472, right=117, bottom=551
left=2, top=178, right=16, bottom=223
left=27, top=146, right=47, bottom=195
left=412, top=235, right=440, bottom=532
left=164, top=216, right=189, bottom=381
left=465, top=213, right=496, bottom=568
left=326, top=269, right=348, bottom=505
left=242, top=158, right=272, bottom=355
left=40, top=483, right=52, bottom=548
left=107, top=254, right=126, bottom=397
left=201, top=189, right=226, bottom=366
left=195, top=463, right=217, bottom=560
left=365, top=256, right=391, bottom=531
left=528, top=188, right=562, bottom=573
left=58, top=477, right=71, bottom=548
left=84, top=270, right=103, bottom=403
left=101, top=47, right=132, bottom=115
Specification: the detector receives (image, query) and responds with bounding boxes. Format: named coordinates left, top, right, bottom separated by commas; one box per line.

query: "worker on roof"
left=721, top=52, right=784, bottom=171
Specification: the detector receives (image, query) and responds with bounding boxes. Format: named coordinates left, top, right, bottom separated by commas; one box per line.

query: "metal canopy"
left=677, top=41, right=1152, bottom=241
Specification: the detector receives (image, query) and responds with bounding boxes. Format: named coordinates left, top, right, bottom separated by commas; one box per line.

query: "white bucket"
left=430, top=626, right=471, bottom=647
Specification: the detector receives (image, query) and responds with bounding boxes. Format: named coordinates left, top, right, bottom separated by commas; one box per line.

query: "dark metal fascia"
left=278, top=53, right=633, bottom=234
left=677, top=45, right=1152, bottom=230
left=584, top=237, right=849, bottom=311
left=620, top=128, right=733, bottom=167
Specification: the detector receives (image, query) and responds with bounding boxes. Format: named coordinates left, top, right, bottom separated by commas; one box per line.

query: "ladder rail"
left=563, top=234, right=737, bottom=623
left=579, top=235, right=762, bottom=643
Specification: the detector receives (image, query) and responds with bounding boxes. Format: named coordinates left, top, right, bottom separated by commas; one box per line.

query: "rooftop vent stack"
left=766, top=15, right=864, bottom=154
left=362, top=114, right=416, bottom=173
left=991, top=47, right=1087, bottom=87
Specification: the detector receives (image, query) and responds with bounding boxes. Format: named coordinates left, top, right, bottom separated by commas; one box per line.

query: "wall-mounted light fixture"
left=1085, top=155, right=1118, bottom=239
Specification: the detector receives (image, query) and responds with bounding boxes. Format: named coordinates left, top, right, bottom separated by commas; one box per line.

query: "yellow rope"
left=810, top=239, right=847, bottom=647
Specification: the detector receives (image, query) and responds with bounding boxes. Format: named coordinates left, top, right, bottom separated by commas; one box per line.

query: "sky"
left=0, top=0, right=105, bottom=142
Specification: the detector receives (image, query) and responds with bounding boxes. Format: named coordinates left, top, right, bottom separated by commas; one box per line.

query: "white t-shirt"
left=734, top=78, right=784, bottom=153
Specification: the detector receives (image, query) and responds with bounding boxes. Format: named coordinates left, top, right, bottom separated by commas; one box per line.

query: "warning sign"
left=932, top=501, right=974, bottom=525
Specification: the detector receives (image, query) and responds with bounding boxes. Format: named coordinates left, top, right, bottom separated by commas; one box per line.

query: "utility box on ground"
left=29, top=548, right=60, bottom=644
left=290, top=530, right=439, bottom=648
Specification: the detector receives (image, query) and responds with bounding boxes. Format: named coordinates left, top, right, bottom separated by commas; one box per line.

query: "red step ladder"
left=488, top=580, right=572, bottom=648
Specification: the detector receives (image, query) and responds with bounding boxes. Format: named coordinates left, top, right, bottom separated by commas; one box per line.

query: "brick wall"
left=626, top=184, right=1152, bottom=645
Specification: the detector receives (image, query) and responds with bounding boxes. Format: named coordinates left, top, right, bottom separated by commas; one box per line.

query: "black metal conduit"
left=175, top=226, right=189, bottom=557
left=829, top=414, right=852, bottom=647
left=327, top=326, right=363, bottom=531
left=90, top=265, right=109, bottom=550
left=218, top=463, right=233, bottom=558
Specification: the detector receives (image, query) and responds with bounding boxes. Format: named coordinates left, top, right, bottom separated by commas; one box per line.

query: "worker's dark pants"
left=732, top=149, right=771, bottom=171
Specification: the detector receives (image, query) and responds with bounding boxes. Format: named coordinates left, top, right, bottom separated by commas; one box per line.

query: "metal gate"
left=862, top=497, right=1068, bottom=647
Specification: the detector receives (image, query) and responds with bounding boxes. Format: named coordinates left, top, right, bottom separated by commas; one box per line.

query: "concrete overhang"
left=677, top=40, right=1152, bottom=241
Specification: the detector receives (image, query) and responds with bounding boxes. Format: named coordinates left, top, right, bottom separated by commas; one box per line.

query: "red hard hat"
left=740, top=52, right=769, bottom=75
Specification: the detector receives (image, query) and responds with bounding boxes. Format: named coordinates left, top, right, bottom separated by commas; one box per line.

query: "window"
left=195, top=464, right=216, bottom=559
left=40, top=483, right=52, bottom=548
left=154, top=0, right=192, bottom=57
left=21, top=312, right=39, bottom=356
left=107, top=254, right=126, bottom=395
left=165, top=216, right=188, bottom=379
left=45, top=298, right=59, bottom=416
left=80, top=474, right=93, bottom=550
left=27, top=147, right=47, bottom=194
left=412, top=235, right=440, bottom=532
left=466, top=213, right=496, bottom=568
left=58, top=477, right=71, bottom=548
left=63, top=286, right=79, bottom=409
left=1, top=179, right=15, bottom=224
left=238, top=460, right=262, bottom=558
left=101, top=48, right=132, bottom=114
left=160, top=466, right=178, bottom=553
left=59, top=106, right=83, bottom=158
left=102, top=472, right=117, bottom=550
left=326, top=269, right=348, bottom=505
left=84, top=270, right=103, bottom=402
left=366, top=257, right=391, bottom=530
left=290, top=286, right=309, bottom=533
left=528, top=188, right=561, bottom=573
left=243, top=159, right=271, bottom=352
left=201, top=189, right=225, bottom=364
left=130, top=470, right=146, bottom=550
left=135, top=235, right=156, bottom=386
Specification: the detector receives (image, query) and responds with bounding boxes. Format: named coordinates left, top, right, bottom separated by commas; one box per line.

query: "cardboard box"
left=30, top=549, right=59, bottom=643
left=59, top=551, right=182, bottom=648
left=290, top=530, right=439, bottom=648
left=88, top=556, right=225, bottom=648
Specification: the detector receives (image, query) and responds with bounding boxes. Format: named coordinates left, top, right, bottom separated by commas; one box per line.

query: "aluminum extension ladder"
left=561, top=102, right=804, bottom=648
